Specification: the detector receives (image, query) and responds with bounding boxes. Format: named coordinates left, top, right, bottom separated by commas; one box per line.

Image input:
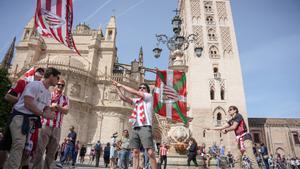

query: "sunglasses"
left=57, top=84, right=65, bottom=87
left=139, top=86, right=147, bottom=90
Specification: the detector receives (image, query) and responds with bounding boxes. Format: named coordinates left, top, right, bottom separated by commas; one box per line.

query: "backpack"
left=95, top=143, right=101, bottom=151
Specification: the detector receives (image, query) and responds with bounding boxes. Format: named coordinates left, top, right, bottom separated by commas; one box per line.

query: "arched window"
left=107, top=30, right=113, bottom=40
left=209, top=46, right=219, bottom=58
left=204, top=1, right=213, bottom=13
left=217, top=112, right=222, bottom=126
left=221, top=87, right=225, bottom=100
left=208, top=28, right=216, bottom=41
left=210, top=87, right=215, bottom=100
left=213, top=67, right=218, bottom=73
left=206, top=16, right=214, bottom=25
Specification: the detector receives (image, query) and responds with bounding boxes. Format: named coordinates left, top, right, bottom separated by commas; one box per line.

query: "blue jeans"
left=119, top=149, right=130, bottom=169
left=60, top=144, right=76, bottom=165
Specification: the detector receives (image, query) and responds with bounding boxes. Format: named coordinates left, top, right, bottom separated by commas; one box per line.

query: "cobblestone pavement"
left=51, top=160, right=110, bottom=169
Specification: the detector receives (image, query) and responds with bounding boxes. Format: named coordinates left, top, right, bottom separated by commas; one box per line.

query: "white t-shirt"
left=131, top=93, right=153, bottom=127
left=14, top=81, right=51, bottom=115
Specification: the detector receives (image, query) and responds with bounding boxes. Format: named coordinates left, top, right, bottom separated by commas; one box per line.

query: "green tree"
left=0, top=68, right=12, bottom=128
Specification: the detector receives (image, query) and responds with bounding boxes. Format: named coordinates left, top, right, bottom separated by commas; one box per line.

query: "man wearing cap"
left=3, top=67, right=59, bottom=169
left=32, top=79, right=69, bottom=169
left=112, top=80, right=157, bottom=169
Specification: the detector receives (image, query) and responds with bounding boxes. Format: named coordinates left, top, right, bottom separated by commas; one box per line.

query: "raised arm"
left=115, top=85, right=133, bottom=104
left=112, top=80, right=145, bottom=99
left=206, top=123, right=230, bottom=131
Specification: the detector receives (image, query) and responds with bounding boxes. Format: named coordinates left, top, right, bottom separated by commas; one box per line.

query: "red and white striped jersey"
left=42, top=91, right=69, bottom=128
left=160, top=146, right=168, bottom=156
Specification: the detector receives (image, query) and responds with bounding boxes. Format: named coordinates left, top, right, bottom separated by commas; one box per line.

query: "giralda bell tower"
left=178, top=0, right=248, bottom=153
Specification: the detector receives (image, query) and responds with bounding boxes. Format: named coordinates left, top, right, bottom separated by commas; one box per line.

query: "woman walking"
left=187, top=138, right=198, bottom=167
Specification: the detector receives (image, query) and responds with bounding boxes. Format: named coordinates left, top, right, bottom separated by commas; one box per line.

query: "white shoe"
left=56, top=163, right=63, bottom=168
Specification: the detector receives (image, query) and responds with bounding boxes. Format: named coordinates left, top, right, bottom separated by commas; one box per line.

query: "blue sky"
left=0, top=0, right=299, bottom=118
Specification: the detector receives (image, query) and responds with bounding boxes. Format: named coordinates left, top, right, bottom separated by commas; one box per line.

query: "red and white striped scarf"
left=129, top=98, right=146, bottom=126
left=236, top=132, right=248, bottom=153
left=42, top=90, right=67, bottom=128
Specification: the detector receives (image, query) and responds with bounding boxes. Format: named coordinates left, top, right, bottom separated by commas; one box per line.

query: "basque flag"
left=34, top=0, right=80, bottom=55
left=153, top=70, right=188, bottom=124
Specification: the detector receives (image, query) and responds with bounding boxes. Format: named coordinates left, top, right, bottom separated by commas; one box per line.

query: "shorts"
left=110, top=147, right=117, bottom=159
left=130, top=126, right=154, bottom=149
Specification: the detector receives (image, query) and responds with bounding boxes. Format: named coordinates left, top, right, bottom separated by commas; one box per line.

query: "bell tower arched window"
left=210, top=87, right=215, bottom=100
left=208, top=28, right=217, bottom=41
left=217, top=112, right=222, bottom=126
left=221, top=87, right=225, bottom=100
left=209, top=46, right=219, bottom=58
left=206, top=15, right=215, bottom=25
left=204, top=1, right=213, bottom=13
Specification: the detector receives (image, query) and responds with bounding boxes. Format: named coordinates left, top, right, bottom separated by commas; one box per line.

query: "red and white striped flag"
left=34, top=0, right=80, bottom=55
left=24, top=67, right=36, bottom=82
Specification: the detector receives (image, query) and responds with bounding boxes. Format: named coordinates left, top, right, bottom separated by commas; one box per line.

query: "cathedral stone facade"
left=249, top=118, right=300, bottom=158
left=9, top=16, right=153, bottom=145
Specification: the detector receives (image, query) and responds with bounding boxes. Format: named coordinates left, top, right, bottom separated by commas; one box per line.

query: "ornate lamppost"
left=152, top=9, right=203, bottom=155
left=153, top=9, right=203, bottom=66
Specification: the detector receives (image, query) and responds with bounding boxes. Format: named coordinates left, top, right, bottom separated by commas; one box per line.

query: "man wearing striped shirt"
left=112, top=80, right=158, bottom=169
left=32, top=79, right=69, bottom=169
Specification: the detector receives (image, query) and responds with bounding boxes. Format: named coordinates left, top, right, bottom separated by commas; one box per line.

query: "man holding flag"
left=112, top=80, right=157, bottom=169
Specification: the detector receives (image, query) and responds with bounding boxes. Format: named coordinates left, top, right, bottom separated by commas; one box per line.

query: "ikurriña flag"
left=153, top=70, right=188, bottom=124
left=34, top=0, right=80, bottom=55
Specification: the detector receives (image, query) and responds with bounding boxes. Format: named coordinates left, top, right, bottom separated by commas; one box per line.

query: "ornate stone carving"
left=109, top=88, right=120, bottom=101
left=170, top=49, right=184, bottom=66
left=209, top=79, right=215, bottom=88
left=216, top=1, right=227, bottom=24
left=167, top=125, right=191, bottom=143
left=192, top=26, right=204, bottom=48
left=70, top=82, right=81, bottom=97
left=220, top=79, right=225, bottom=88
left=220, top=26, right=233, bottom=54
left=190, top=0, right=201, bottom=19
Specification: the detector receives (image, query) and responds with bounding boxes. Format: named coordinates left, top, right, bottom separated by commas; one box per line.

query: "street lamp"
left=194, top=47, right=203, bottom=57
left=153, top=47, right=162, bottom=58
left=153, top=9, right=203, bottom=59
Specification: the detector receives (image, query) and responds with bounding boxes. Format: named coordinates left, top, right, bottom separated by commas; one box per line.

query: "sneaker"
left=56, top=163, right=63, bottom=168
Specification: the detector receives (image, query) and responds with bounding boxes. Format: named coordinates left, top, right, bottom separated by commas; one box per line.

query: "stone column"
left=91, top=112, right=103, bottom=144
